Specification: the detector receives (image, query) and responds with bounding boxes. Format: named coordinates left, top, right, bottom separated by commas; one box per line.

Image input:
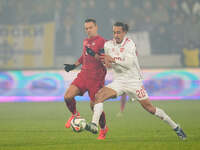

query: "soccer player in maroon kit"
left=63, top=18, right=108, bottom=139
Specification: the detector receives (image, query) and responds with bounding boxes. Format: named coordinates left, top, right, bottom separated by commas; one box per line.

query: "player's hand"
left=86, top=47, right=96, bottom=57
left=64, top=64, right=76, bottom=72
left=100, top=54, right=114, bottom=63
left=104, top=58, right=112, bottom=68
left=99, top=54, right=114, bottom=68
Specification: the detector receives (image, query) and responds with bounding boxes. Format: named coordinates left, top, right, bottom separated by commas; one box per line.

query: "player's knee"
left=95, top=94, right=99, bottom=101
left=95, top=93, right=105, bottom=104
left=140, top=99, right=156, bottom=114
left=145, top=105, right=156, bottom=114
left=64, top=93, right=73, bottom=101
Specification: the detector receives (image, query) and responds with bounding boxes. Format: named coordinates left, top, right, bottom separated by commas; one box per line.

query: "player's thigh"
left=65, top=74, right=87, bottom=99
left=88, top=80, right=104, bottom=101
left=95, top=87, right=117, bottom=103
left=138, top=99, right=156, bottom=114
left=64, top=84, right=80, bottom=100
left=88, top=80, right=104, bottom=108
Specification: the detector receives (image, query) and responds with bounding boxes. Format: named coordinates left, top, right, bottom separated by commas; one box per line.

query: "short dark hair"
left=113, top=22, right=129, bottom=32
left=85, top=18, right=97, bottom=25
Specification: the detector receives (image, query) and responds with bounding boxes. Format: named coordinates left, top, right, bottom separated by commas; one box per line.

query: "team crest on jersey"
left=83, top=41, right=88, bottom=46
left=120, top=47, right=124, bottom=52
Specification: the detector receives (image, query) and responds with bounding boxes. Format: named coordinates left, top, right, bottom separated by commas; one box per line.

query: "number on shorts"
left=136, top=86, right=146, bottom=99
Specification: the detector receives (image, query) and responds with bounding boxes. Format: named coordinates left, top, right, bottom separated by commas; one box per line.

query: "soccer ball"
left=70, top=116, right=86, bottom=132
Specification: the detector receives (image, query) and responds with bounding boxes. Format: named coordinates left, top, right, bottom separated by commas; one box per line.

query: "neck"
left=88, top=33, right=98, bottom=38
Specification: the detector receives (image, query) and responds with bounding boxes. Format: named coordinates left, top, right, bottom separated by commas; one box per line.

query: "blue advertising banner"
left=0, top=69, right=200, bottom=102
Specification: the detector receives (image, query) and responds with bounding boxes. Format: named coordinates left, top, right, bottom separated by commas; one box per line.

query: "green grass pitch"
left=0, top=100, right=200, bottom=150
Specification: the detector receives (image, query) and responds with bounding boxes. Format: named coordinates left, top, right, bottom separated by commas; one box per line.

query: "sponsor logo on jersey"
left=113, top=57, right=125, bottom=61
left=120, top=47, right=124, bottom=52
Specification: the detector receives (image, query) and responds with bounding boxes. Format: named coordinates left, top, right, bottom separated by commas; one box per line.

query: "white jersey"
left=104, top=36, right=143, bottom=81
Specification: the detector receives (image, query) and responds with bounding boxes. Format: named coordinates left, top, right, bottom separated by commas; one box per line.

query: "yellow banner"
left=0, top=22, right=55, bottom=69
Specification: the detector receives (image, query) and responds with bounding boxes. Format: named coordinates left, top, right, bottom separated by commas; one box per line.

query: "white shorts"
left=106, top=79, right=149, bottom=101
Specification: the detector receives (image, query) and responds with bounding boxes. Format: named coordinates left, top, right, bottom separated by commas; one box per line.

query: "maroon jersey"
left=78, top=35, right=106, bottom=80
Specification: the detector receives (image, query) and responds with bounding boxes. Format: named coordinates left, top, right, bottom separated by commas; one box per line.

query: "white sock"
left=92, top=103, right=103, bottom=126
left=155, top=107, right=178, bottom=129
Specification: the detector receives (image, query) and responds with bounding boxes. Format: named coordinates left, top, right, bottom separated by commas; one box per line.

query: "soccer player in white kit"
left=84, top=22, right=186, bottom=140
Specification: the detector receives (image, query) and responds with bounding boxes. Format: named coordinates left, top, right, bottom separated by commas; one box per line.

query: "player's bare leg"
left=120, top=94, right=127, bottom=113
left=64, top=85, right=80, bottom=128
left=85, top=87, right=117, bottom=135
left=117, top=94, right=127, bottom=117
left=138, top=99, right=186, bottom=140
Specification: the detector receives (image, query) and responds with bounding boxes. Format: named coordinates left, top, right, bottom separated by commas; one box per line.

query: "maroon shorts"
left=71, top=72, right=104, bottom=101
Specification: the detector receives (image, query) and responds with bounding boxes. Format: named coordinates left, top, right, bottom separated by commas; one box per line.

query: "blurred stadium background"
left=0, top=1, right=200, bottom=150
left=0, top=0, right=200, bottom=102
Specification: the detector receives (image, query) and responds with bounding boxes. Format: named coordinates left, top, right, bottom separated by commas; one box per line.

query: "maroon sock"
left=65, top=98, right=77, bottom=115
left=99, top=111, right=106, bottom=129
